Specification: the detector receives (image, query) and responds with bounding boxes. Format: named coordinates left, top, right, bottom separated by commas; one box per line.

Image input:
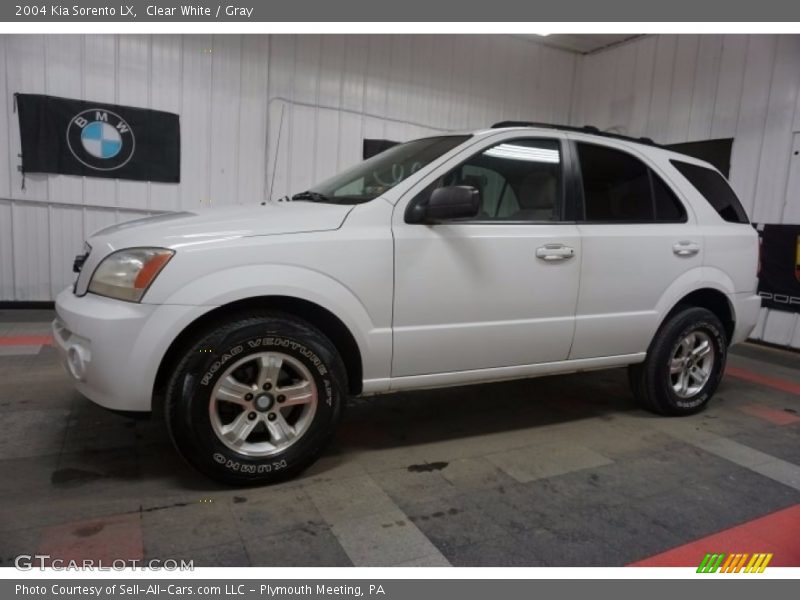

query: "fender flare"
left=650, top=266, right=736, bottom=340
left=159, top=263, right=378, bottom=351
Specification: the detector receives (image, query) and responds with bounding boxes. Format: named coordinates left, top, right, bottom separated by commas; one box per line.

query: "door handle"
left=536, top=244, right=575, bottom=261
left=672, top=241, right=701, bottom=257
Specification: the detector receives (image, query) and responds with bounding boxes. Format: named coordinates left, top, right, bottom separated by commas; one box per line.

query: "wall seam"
left=234, top=36, right=243, bottom=205
left=750, top=35, right=780, bottom=222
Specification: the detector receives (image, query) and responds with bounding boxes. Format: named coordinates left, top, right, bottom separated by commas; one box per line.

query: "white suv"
left=53, top=123, right=761, bottom=484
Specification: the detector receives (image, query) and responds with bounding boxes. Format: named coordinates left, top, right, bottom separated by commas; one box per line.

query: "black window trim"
left=404, top=136, right=577, bottom=225
left=571, top=140, right=689, bottom=225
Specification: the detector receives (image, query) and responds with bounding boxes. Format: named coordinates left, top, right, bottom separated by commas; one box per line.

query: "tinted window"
left=652, top=172, right=687, bottom=222
left=577, top=143, right=686, bottom=223
left=434, top=139, right=562, bottom=221
left=671, top=160, right=749, bottom=224
left=578, top=143, right=652, bottom=221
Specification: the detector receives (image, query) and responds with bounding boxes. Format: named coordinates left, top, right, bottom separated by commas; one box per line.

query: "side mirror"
left=422, top=186, right=480, bottom=222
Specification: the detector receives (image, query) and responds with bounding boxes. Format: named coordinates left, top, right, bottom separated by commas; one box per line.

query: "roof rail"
left=490, top=121, right=659, bottom=147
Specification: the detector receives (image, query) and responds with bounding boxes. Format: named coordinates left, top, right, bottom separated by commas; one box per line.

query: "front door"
left=391, top=137, right=581, bottom=378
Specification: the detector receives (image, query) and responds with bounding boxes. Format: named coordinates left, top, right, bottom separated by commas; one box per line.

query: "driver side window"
left=434, top=138, right=563, bottom=222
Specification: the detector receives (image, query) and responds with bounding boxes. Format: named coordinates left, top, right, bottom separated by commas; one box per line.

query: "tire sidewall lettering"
left=212, top=452, right=288, bottom=474
left=246, top=337, right=329, bottom=377
left=200, top=345, right=244, bottom=386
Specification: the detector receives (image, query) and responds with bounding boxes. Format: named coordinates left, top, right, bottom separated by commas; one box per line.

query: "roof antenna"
left=264, top=102, right=286, bottom=205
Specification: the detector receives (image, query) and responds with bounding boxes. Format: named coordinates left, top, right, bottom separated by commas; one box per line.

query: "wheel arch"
left=661, top=287, right=736, bottom=344
left=152, top=295, right=365, bottom=415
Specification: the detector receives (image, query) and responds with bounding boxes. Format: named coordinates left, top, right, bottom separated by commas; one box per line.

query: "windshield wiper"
left=291, top=190, right=331, bottom=203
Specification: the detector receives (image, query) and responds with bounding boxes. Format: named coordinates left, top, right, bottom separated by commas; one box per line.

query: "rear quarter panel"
left=650, top=151, right=759, bottom=295
left=651, top=150, right=760, bottom=343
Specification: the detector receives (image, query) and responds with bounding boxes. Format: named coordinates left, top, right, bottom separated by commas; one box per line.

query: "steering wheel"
left=371, top=161, right=423, bottom=188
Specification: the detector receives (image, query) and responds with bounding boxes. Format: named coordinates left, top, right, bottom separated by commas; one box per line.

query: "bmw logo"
left=67, top=109, right=135, bottom=171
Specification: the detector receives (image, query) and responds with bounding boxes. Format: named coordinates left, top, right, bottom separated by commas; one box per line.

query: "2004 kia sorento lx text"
left=53, top=123, right=761, bottom=485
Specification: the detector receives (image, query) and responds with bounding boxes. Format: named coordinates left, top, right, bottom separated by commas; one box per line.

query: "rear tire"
left=164, top=311, right=347, bottom=485
left=629, top=306, right=727, bottom=416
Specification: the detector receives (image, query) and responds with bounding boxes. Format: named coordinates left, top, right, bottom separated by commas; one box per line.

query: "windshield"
left=299, top=135, right=471, bottom=204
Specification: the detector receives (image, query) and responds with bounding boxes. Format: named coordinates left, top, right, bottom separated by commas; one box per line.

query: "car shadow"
left=334, top=367, right=640, bottom=452
left=52, top=367, right=641, bottom=493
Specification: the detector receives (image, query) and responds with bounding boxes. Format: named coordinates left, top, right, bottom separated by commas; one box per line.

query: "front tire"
left=164, top=312, right=347, bottom=485
left=629, top=306, right=727, bottom=416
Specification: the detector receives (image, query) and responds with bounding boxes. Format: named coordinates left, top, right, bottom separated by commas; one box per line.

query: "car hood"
left=87, top=201, right=354, bottom=250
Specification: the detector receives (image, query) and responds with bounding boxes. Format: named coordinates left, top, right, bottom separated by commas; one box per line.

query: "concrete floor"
left=1, top=309, right=799, bottom=567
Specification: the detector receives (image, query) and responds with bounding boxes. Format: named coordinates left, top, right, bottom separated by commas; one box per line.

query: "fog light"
left=67, top=345, right=88, bottom=381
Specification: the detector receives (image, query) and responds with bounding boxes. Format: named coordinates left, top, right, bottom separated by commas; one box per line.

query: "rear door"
left=568, top=138, right=702, bottom=359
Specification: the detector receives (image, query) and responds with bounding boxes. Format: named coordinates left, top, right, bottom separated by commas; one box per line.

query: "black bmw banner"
left=15, top=93, right=180, bottom=183
left=757, top=223, right=800, bottom=313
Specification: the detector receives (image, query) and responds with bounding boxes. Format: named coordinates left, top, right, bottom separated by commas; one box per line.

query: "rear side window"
left=576, top=143, right=686, bottom=223
left=670, top=160, right=749, bottom=224
left=652, top=173, right=686, bottom=222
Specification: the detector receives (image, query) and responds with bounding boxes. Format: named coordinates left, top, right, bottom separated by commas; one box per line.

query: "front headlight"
left=88, top=247, right=174, bottom=302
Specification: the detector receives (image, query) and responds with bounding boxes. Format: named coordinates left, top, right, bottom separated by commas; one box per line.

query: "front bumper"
left=53, top=287, right=210, bottom=412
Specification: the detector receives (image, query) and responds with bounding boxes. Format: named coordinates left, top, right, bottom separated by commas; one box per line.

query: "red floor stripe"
left=726, top=365, right=800, bottom=396
left=738, top=403, right=800, bottom=426
left=0, top=335, right=52, bottom=346
left=630, top=504, right=800, bottom=567
left=37, top=513, right=143, bottom=565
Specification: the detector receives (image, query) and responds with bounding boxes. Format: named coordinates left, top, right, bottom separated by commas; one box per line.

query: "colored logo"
left=67, top=109, right=135, bottom=171
left=81, top=121, right=122, bottom=159
left=697, top=552, right=773, bottom=573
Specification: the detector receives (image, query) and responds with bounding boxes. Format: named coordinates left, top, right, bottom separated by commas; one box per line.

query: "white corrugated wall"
left=0, top=34, right=577, bottom=301
left=2, top=33, right=799, bottom=349
left=571, top=34, right=800, bottom=348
